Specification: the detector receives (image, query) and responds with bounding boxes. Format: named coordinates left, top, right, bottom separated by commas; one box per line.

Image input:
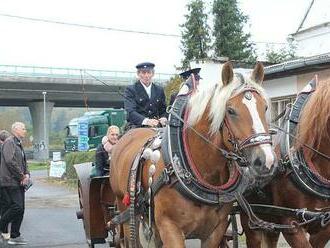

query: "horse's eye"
left=265, top=105, right=268, bottom=112
left=227, top=107, right=236, bottom=115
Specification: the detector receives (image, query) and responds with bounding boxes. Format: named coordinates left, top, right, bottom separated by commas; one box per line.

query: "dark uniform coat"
left=124, top=81, right=167, bottom=126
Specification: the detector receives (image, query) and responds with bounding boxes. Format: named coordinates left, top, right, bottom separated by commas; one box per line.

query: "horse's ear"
left=221, top=62, right=234, bottom=86
left=251, top=62, right=264, bottom=85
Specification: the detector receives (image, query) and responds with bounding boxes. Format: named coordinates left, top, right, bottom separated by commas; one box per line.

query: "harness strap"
left=233, top=203, right=330, bottom=231
left=111, top=209, right=130, bottom=225
left=150, top=167, right=174, bottom=196
left=128, top=151, right=142, bottom=248
left=234, top=193, right=297, bottom=233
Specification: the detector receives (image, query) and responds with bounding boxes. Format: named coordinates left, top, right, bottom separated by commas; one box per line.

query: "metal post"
left=42, top=91, right=47, bottom=157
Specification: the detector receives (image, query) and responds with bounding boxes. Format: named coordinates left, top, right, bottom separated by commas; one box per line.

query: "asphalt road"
left=3, top=170, right=90, bottom=248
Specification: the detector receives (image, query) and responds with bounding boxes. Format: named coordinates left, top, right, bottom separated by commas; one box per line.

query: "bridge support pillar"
left=28, top=101, right=54, bottom=161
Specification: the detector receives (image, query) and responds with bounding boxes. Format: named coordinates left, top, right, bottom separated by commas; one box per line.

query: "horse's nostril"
left=253, top=157, right=262, bottom=167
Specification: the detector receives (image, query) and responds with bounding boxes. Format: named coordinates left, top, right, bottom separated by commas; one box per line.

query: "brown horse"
left=242, top=79, right=330, bottom=248
left=110, top=62, right=277, bottom=247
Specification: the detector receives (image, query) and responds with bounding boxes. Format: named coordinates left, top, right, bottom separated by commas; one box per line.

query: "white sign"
left=49, top=161, right=66, bottom=178
left=52, top=152, right=61, bottom=161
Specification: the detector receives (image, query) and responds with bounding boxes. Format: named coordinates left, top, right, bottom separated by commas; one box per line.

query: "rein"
left=271, top=123, right=330, bottom=161
left=169, top=86, right=273, bottom=167
left=169, top=110, right=248, bottom=166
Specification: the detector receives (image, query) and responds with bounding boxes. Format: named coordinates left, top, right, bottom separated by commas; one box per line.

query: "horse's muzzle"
left=247, top=145, right=277, bottom=178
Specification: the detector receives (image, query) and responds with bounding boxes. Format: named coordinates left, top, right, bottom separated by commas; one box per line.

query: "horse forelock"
left=187, top=73, right=267, bottom=135
left=297, top=80, right=330, bottom=156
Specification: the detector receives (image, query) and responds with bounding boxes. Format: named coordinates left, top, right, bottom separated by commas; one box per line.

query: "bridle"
left=216, top=86, right=273, bottom=167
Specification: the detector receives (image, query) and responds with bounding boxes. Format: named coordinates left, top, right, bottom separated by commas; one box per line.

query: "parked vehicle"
left=64, top=109, right=126, bottom=152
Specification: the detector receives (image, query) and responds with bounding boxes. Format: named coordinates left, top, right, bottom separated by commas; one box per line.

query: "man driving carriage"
left=124, top=62, right=167, bottom=129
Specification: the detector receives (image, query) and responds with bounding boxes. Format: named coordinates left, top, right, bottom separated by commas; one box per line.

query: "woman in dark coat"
left=93, top=126, right=120, bottom=177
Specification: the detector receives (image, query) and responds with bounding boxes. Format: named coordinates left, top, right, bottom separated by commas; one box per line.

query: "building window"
left=271, top=95, right=296, bottom=126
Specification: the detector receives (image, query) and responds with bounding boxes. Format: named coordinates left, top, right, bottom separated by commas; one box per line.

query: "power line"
left=0, top=12, right=181, bottom=38
left=0, top=12, right=287, bottom=45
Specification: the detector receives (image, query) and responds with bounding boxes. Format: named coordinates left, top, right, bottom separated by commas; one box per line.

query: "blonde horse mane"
left=187, top=68, right=267, bottom=135
left=297, top=80, right=330, bottom=157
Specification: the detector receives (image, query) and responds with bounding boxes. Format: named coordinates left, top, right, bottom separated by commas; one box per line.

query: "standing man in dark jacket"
left=0, top=122, right=29, bottom=245
left=0, top=130, right=11, bottom=240
left=124, top=62, right=167, bottom=128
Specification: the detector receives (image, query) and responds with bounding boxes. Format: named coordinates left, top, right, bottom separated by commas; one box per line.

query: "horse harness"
left=280, top=78, right=330, bottom=200
left=112, top=75, right=298, bottom=244
left=239, top=78, right=330, bottom=233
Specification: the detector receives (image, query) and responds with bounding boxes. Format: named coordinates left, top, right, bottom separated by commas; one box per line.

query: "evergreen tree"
left=180, top=0, right=211, bottom=69
left=164, top=75, right=183, bottom=104
left=212, top=0, right=256, bottom=62
left=266, top=41, right=297, bottom=64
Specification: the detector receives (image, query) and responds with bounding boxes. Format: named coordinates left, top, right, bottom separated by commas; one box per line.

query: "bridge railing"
left=0, top=64, right=174, bottom=86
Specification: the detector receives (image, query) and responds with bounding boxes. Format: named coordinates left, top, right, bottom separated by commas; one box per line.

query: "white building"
left=267, top=0, right=330, bottom=121
left=291, top=0, right=330, bottom=57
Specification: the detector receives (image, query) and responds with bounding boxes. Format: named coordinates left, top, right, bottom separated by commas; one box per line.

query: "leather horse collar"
left=160, top=76, right=267, bottom=205
left=285, top=78, right=330, bottom=199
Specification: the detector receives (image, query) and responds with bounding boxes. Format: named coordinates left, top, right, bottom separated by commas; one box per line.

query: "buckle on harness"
left=164, top=167, right=174, bottom=184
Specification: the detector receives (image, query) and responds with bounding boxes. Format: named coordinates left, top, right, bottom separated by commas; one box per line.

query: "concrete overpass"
left=0, top=64, right=173, bottom=160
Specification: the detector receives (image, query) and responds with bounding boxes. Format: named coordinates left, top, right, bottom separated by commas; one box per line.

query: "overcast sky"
left=0, top=0, right=312, bottom=73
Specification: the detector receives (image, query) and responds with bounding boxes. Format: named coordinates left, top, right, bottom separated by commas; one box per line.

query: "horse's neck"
left=186, top=122, right=229, bottom=186
left=307, top=140, right=330, bottom=180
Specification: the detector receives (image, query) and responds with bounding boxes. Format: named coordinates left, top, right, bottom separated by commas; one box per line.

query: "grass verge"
left=28, top=161, right=49, bottom=171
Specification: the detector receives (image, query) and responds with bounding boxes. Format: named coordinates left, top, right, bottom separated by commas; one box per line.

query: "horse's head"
left=187, top=62, right=277, bottom=183
left=219, top=62, right=276, bottom=179
left=193, top=62, right=275, bottom=182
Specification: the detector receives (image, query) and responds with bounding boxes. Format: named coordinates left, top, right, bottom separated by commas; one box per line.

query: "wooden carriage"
left=74, top=162, right=118, bottom=248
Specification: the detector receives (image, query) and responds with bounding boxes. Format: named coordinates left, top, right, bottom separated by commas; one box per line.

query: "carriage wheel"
left=77, top=180, right=83, bottom=210
left=76, top=180, right=86, bottom=231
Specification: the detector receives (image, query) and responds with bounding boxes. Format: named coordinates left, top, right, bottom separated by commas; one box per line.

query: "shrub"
left=64, top=151, right=95, bottom=179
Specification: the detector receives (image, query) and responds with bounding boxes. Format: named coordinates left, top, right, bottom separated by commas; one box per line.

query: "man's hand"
left=21, top=174, right=30, bottom=186
left=159, top=117, right=167, bottom=126
left=147, top=119, right=159, bottom=127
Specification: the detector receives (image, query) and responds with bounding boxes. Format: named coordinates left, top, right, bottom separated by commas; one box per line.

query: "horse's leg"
left=261, top=231, right=280, bottom=248
left=115, top=200, right=130, bottom=248
left=200, top=219, right=229, bottom=248
left=309, top=227, right=330, bottom=248
left=156, top=218, right=185, bottom=248
left=240, top=213, right=263, bottom=248
left=282, top=226, right=312, bottom=248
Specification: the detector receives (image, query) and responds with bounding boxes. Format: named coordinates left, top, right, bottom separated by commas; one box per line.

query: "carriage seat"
left=90, top=162, right=110, bottom=178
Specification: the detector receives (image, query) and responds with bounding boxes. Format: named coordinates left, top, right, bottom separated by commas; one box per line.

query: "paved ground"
left=3, top=170, right=90, bottom=248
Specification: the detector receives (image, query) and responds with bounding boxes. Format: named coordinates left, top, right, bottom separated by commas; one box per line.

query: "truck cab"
left=64, top=109, right=126, bottom=152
